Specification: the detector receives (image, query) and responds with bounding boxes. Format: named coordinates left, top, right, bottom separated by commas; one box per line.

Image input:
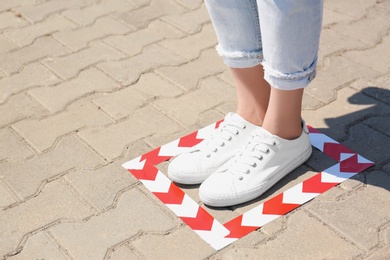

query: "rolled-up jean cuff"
left=262, top=58, right=318, bottom=90
left=216, top=44, right=263, bottom=68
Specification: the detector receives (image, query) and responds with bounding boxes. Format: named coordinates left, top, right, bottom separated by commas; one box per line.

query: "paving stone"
left=8, top=231, right=68, bottom=260
left=0, top=128, right=33, bottom=161
left=353, top=74, right=390, bottom=106
left=308, top=178, right=390, bottom=250
left=344, top=123, right=390, bottom=165
left=91, top=72, right=182, bottom=120
left=218, top=210, right=361, bottom=259
left=0, top=0, right=33, bottom=13
left=42, top=41, right=126, bottom=80
left=64, top=162, right=137, bottom=212
left=78, top=105, right=180, bottom=161
left=126, top=0, right=149, bottom=8
left=0, top=135, right=103, bottom=200
left=324, top=0, right=377, bottom=19
left=155, top=48, right=226, bottom=91
left=159, top=22, right=217, bottom=60
left=0, top=36, right=70, bottom=75
left=302, top=93, right=323, bottom=110
left=318, top=28, right=366, bottom=60
left=330, top=6, right=390, bottom=46
left=0, top=35, right=18, bottom=53
left=322, top=7, right=354, bottom=27
left=162, top=3, right=210, bottom=34
left=104, top=19, right=184, bottom=56
left=174, top=0, right=203, bottom=10
left=153, top=77, right=235, bottom=126
left=12, top=100, right=113, bottom=153
left=4, top=15, right=77, bottom=47
left=54, top=16, right=133, bottom=52
left=98, top=44, right=185, bottom=85
left=107, top=244, right=143, bottom=260
left=62, top=0, right=135, bottom=26
left=0, top=62, right=59, bottom=103
left=365, top=227, right=390, bottom=260
left=363, top=116, right=390, bottom=137
left=113, top=0, right=186, bottom=29
left=306, top=55, right=380, bottom=104
left=0, top=179, right=94, bottom=257
left=132, top=227, right=215, bottom=260
left=49, top=188, right=177, bottom=260
left=0, top=11, right=29, bottom=31
left=344, top=33, right=390, bottom=74
left=0, top=181, right=17, bottom=208
left=0, top=93, right=48, bottom=128
left=303, top=87, right=388, bottom=141
left=29, top=67, right=119, bottom=113
left=16, top=0, right=95, bottom=23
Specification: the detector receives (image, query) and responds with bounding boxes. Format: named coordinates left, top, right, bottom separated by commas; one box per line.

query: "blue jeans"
left=204, top=0, right=323, bottom=90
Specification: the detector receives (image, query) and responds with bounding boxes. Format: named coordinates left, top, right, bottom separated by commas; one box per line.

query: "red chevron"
left=302, top=173, right=338, bottom=193
left=141, top=147, right=172, bottom=165
left=223, top=215, right=258, bottom=239
left=262, top=193, right=300, bottom=215
left=178, top=131, right=203, bottom=147
left=180, top=207, right=215, bottom=231
left=307, top=125, right=321, bottom=134
left=153, top=182, right=185, bottom=205
left=215, top=119, right=224, bottom=129
left=129, top=163, right=158, bottom=181
left=340, top=154, right=374, bottom=173
left=323, top=142, right=355, bottom=162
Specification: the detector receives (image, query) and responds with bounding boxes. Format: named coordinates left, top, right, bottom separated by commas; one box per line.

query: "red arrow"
left=262, top=193, right=300, bottom=215
left=223, top=215, right=259, bottom=239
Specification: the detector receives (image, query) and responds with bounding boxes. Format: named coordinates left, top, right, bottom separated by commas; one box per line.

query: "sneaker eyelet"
left=220, top=142, right=225, bottom=147
left=206, top=154, right=211, bottom=158
left=245, top=169, right=250, bottom=174
left=228, top=136, right=233, bottom=141
left=238, top=176, right=243, bottom=181
left=266, top=148, right=270, bottom=154
left=252, top=163, right=257, bottom=168
left=259, top=156, right=263, bottom=160
left=243, top=125, right=247, bottom=129
left=235, top=130, right=239, bottom=135
left=272, top=141, right=276, bottom=146
left=214, top=148, right=218, bottom=153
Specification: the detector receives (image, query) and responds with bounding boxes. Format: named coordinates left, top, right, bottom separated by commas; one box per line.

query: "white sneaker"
left=199, top=122, right=312, bottom=207
left=167, top=113, right=258, bottom=184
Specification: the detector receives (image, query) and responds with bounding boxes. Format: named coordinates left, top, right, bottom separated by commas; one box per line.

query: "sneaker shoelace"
left=200, top=120, right=247, bottom=158
left=231, top=131, right=276, bottom=180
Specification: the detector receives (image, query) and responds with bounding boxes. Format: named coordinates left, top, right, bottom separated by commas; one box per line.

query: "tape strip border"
left=122, top=122, right=374, bottom=250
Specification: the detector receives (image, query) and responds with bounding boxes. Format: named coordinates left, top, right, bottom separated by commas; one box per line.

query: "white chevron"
left=309, top=132, right=338, bottom=152
left=321, top=164, right=356, bottom=183
left=195, top=219, right=233, bottom=250
left=196, top=122, right=218, bottom=139
left=158, top=139, right=191, bottom=157
left=166, top=194, right=200, bottom=218
left=282, top=182, right=320, bottom=204
left=241, top=204, right=280, bottom=227
left=140, top=171, right=171, bottom=193
left=122, top=156, right=145, bottom=170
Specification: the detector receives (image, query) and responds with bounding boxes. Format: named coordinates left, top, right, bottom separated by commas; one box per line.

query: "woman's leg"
left=258, top=0, right=323, bottom=139
left=231, top=65, right=270, bottom=126
left=199, top=0, right=324, bottom=207
left=168, top=0, right=265, bottom=185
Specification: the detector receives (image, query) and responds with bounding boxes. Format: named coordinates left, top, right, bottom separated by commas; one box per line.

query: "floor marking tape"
left=123, top=122, right=374, bottom=250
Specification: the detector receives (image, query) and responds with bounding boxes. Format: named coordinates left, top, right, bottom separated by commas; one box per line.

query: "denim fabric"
left=204, top=0, right=323, bottom=90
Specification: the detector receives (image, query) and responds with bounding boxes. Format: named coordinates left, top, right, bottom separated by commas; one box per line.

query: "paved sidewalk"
left=1, top=0, right=389, bottom=259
